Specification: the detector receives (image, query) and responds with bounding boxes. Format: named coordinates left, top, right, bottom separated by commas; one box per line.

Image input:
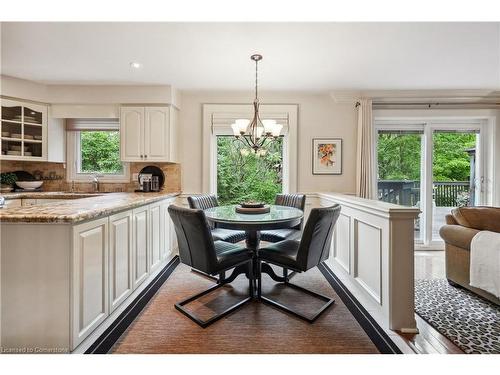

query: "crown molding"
left=329, top=91, right=361, bottom=104
left=330, top=89, right=500, bottom=105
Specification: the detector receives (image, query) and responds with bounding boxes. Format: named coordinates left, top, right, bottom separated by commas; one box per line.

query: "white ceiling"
left=1, top=22, right=499, bottom=91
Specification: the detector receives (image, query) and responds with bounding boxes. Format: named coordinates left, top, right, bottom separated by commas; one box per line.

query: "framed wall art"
left=312, top=138, right=342, bottom=175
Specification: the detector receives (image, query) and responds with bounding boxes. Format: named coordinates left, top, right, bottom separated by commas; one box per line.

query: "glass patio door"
left=377, top=129, right=424, bottom=242
left=376, top=121, right=484, bottom=247
left=431, top=129, right=481, bottom=242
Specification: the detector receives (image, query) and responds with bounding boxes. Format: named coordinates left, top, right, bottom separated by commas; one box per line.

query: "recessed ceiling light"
left=130, top=62, right=142, bottom=69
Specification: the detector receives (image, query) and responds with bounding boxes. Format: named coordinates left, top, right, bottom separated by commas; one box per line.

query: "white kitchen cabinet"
left=167, top=203, right=178, bottom=253
left=1, top=98, right=48, bottom=161
left=120, top=106, right=177, bottom=162
left=168, top=107, right=179, bottom=162
left=47, top=115, right=66, bottom=163
left=109, top=210, right=134, bottom=312
left=149, top=201, right=162, bottom=272
left=132, top=205, right=149, bottom=288
left=120, top=107, right=144, bottom=161
left=1, top=197, right=177, bottom=353
left=71, top=217, right=109, bottom=349
left=160, top=201, right=171, bottom=260
left=145, top=107, right=169, bottom=161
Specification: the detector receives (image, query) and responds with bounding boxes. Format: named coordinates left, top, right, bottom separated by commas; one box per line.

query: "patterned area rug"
left=415, top=279, right=500, bottom=354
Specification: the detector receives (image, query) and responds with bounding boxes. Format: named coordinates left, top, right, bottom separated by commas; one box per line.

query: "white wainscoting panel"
left=316, top=192, right=420, bottom=333
left=354, top=220, right=382, bottom=304
left=333, top=213, right=351, bottom=273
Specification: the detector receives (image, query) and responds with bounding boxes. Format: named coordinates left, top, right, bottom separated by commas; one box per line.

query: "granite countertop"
left=2, top=191, right=108, bottom=200
left=0, top=191, right=181, bottom=224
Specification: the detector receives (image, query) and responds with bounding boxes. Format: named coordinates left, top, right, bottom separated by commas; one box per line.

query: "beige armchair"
left=439, top=206, right=500, bottom=305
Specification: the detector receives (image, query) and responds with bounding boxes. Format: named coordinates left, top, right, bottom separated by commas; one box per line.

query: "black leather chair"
left=187, top=194, right=246, bottom=243
left=168, top=205, right=253, bottom=328
left=260, top=194, right=306, bottom=243
left=257, top=204, right=341, bottom=322
left=260, top=194, right=306, bottom=281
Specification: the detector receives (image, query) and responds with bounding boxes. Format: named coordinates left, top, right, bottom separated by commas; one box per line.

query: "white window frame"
left=374, top=116, right=494, bottom=248
left=67, top=130, right=130, bottom=183
left=202, top=104, right=298, bottom=196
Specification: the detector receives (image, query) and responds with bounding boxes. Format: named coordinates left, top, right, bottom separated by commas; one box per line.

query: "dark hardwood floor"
left=397, top=315, right=463, bottom=354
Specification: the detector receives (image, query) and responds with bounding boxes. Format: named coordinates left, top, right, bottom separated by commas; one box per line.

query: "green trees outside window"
left=80, top=131, right=123, bottom=174
left=377, top=133, right=476, bottom=182
left=432, top=133, right=476, bottom=182
left=216, top=136, right=283, bottom=205
left=377, top=134, right=421, bottom=181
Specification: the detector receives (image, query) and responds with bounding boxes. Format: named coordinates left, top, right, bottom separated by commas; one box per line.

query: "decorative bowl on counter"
left=15, top=180, right=44, bottom=190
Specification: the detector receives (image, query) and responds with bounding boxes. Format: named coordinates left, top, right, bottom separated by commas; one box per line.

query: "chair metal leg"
left=260, top=281, right=334, bottom=323
left=175, top=281, right=252, bottom=328
left=286, top=271, right=297, bottom=283
left=219, top=271, right=226, bottom=283
left=224, top=264, right=248, bottom=284
left=248, top=261, right=254, bottom=298
left=257, top=260, right=262, bottom=298
left=282, top=268, right=297, bottom=283
left=191, top=268, right=218, bottom=282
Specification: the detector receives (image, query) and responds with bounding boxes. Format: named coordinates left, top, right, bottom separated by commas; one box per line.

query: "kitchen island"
left=0, top=191, right=180, bottom=353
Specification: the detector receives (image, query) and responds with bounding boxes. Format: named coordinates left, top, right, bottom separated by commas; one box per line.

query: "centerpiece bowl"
left=236, top=201, right=270, bottom=214
left=240, top=201, right=265, bottom=208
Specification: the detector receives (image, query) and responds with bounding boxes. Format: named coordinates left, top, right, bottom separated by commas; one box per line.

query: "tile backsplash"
left=0, top=160, right=181, bottom=193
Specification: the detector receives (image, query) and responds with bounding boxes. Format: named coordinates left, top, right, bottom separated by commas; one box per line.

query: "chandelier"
left=231, top=54, right=282, bottom=153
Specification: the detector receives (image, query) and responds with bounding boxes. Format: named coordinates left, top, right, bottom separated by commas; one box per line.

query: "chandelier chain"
left=255, top=58, right=258, bottom=101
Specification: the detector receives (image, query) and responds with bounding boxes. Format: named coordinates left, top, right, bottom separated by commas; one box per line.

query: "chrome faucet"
left=92, top=175, right=100, bottom=193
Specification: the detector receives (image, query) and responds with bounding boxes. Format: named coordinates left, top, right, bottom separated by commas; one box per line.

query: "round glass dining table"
left=204, top=204, right=303, bottom=231
left=204, top=204, right=304, bottom=297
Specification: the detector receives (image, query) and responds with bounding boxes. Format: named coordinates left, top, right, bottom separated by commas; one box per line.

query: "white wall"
left=178, top=90, right=358, bottom=195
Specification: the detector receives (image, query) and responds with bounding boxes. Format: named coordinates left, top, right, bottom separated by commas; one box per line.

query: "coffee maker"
left=136, top=165, right=165, bottom=192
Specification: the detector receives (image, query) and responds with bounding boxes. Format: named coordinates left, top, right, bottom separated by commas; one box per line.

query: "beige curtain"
left=356, top=98, right=374, bottom=199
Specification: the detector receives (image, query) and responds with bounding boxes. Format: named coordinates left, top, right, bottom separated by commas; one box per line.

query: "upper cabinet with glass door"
left=1, top=99, right=48, bottom=160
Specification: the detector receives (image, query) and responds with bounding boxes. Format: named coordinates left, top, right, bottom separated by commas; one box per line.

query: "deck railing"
left=377, top=180, right=420, bottom=206
left=378, top=180, right=470, bottom=207
left=433, top=181, right=470, bottom=206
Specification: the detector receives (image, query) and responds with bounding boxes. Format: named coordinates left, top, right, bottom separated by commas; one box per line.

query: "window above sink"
left=66, top=119, right=130, bottom=183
